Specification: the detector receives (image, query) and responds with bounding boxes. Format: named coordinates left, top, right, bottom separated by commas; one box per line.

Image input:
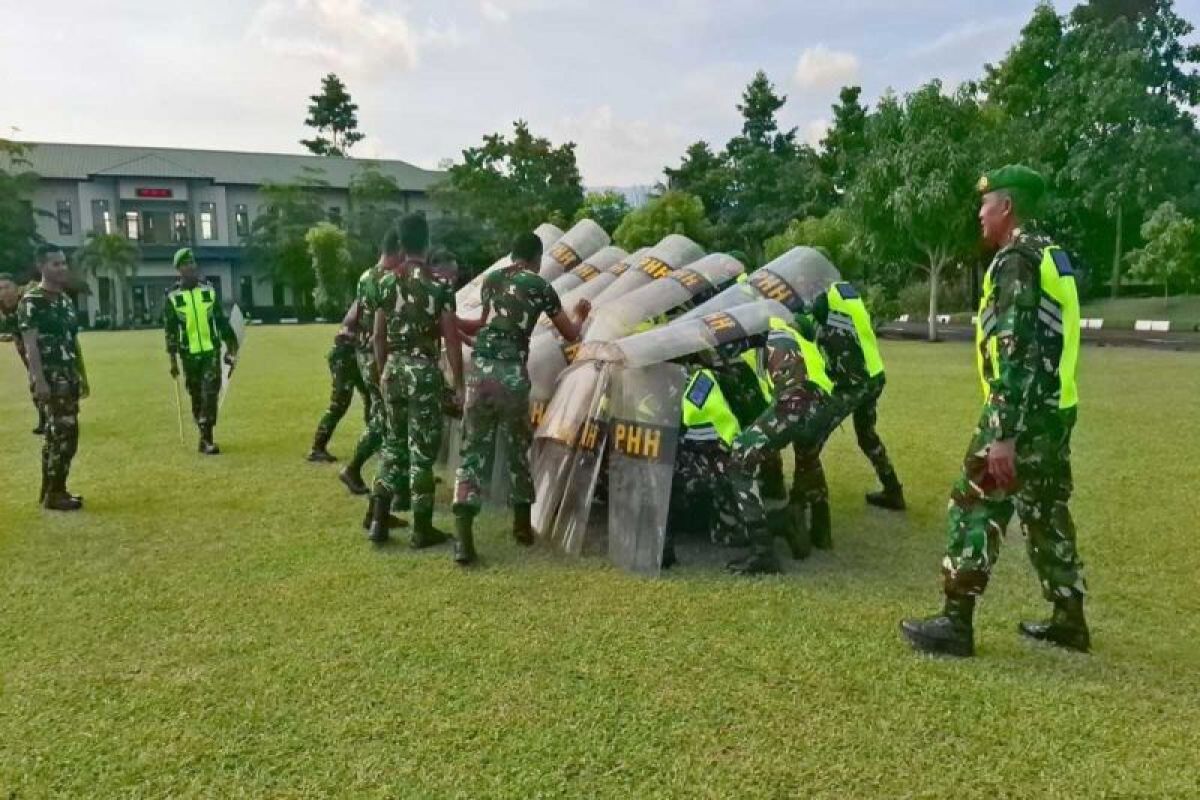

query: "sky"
left=3, top=0, right=1199, bottom=188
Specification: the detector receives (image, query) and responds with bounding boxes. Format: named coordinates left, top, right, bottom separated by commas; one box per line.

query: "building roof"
left=16, top=142, right=444, bottom=191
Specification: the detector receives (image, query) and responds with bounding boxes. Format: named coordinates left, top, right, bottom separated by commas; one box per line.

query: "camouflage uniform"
left=17, top=286, right=83, bottom=498
left=162, top=280, right=237, bottom=436
left=942, top=232, right=1086, bottom=602
left=453, top=267, right=562, bottom=517
left=373, top=263, right=455, bottom=516
left=671, top=432, right=747, bottom=548
left=347, top=267, right=402, bottom=487
left=2, top=295, right=46, bottom=431
left=312, top=337, right=371, bottom=446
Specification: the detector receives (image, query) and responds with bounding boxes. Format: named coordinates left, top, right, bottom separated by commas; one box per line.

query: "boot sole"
left=899, top=622, right=975, bottom=657
left=1017, top=625, right=1090, bottom=653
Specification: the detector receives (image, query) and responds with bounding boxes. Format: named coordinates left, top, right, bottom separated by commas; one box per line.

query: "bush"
left=864, top=284, right=899, bottom=324
left=896, top=277, right=973, bottom=318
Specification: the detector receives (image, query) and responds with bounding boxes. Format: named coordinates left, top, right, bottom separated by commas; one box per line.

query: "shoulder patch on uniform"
left=1049, top=249, right=1074, bottom=277
left=686, top=373, right=715, bottom=408
left=835, top=282, right=859, bottom=299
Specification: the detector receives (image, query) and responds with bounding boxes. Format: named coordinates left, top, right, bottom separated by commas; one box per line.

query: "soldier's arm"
left=372, top=309, right=388, bottom=379
left=545, top=284, right=589, bottom=342
left=76, top=343, right=89, bottom=399
left=339, top=299, right=361, bottom=337
left=22, top=329, right=49, bottom=399
left=162, top=295, right=179, bottom=355
left=989, top=252, right=1040, bottom=440
left=440, top=310, right=465, bottom=394
left=457, top=274, right=493, bottom=335
left=212, top=299, right=239, bottom=354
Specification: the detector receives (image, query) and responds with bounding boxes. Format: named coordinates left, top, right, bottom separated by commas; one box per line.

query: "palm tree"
left=75, top=232, right=141, bottom=327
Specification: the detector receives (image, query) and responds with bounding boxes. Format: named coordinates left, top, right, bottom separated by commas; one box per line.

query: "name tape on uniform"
left=748, top=269, right=799, bottom=309
left=549, top=243, right=582, bottom=270
left=609, top=420, right=676, bottom=464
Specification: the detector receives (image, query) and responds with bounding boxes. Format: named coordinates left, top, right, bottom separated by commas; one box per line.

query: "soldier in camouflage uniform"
left=451, top=231, right=591, bottom=566
left=366, top=214, right=465, bottom=546
left=725, top=318, right=841, bottom=575
left=902, top=165, right=1089, bottom=658
left=1, top=272, right=48, bottom=434
left=337, top=233, right=408, bottom=500
left=305, top=329, right=371, bottom=463
left=18, top=246, right=89, bottom=511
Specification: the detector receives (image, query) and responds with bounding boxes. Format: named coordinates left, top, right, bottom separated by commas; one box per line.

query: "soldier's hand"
left=224, top=352, right=237, bottom=368
left=79, top=381, right=90, bottom=400
left=574, top=298, right=592, bottom=320
left=169, top=358, right=180, bottom=378
left=986, top=439, right=1017, bottom=490
left=33, top=379, right=51, bottom=403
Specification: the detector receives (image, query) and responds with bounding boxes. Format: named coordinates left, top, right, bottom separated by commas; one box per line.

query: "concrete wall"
left=33, top=180, right=83, bottom=247
left=191, top=184, right=230, bottom=246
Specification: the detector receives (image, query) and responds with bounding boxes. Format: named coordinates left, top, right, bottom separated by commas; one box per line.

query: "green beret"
left=173, top=248, right=195, bottom=268
left=977, top=165, right=1046, bottom=200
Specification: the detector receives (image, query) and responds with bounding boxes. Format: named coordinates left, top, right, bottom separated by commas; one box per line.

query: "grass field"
left=2, top=327, right=1199, bottom=798
left=1080, top=294, right=1200, bottom=329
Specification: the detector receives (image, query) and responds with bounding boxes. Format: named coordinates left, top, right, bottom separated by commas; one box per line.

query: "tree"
left=243, top=176, right=327, bottom=314
left=845, top=82, right=986, bottom=341
left=346, top=165, right=403, bottom=268
left=574, top=191, right=630, bottom=235
left=819, top=86, right=870, bottom=197
left=75, top=232, right=141, bottom=326
left=1126, top=201, right=1199, bottom=295
left=0, top=139, right=42, bottom=280
left=663, top=141, right=730, bottom=222
left=300, top=73, right=365, bottom=157
left=612, top=191, right=710, bottom=250
left=762, top=209, right=863, bottom=276
left=432, top=121, right=584, bottom=254
left=306, top=222, right=355, bottom=316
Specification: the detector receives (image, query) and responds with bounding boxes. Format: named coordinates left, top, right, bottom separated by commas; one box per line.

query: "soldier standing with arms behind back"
left=18, top=246, right=89, bottom=510
left=901, top=165, right=1089, bottom=658
left=163, top=248, right=239, bottom=455
left=452, top=232, right=591, bottom=566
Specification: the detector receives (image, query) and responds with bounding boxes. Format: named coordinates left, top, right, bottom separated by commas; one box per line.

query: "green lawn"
left=1081, top=294, right=1200, bottom=329
left=2, top=327, right=1199, bottom=798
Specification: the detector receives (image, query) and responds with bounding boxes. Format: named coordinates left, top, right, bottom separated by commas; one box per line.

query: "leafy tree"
left=432, top=121, right=584, bottom=254
left=762, top=209, right=863, bottom=277
left=301, top=73, right=365, bottom=157
left=663, top=141, right=730, bottom=221
left=1126, top=201, right=1199, bottom=295
left=612, top=191, right=710, bottom=250
left=0, top=139, right=42, bottom=280
left=346, top=165, right=403, bottom=267
left=75, top=233, right=141, bottom=326
left=429, top=215, right=496, bottom=285
left=244, top=176, right=327, bottom=314
left=574, top=191, right=630, bottom=235
left=306, top=222, right=355, bottom=316
left=818, top=86, right=870, bottom=197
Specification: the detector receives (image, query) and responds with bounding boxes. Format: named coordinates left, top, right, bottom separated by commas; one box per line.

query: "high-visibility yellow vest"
left=739, top=348, right=774, bottom=402
left=767, top=317, right=834, bottom=395
left=168, top=285, right=219, bottom=354
left=825, top=282, right=884, bottom=378
left=975, top=245, right=1080, bottom=409
left=682, top=368, right=740, bottom=446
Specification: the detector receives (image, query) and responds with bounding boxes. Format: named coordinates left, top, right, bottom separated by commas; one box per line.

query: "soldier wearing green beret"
left=901, top=165, right=1090, bottom=657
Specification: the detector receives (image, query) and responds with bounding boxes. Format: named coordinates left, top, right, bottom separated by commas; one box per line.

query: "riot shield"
left=218, top=304, right=247, bottom=410
left=583, top=253, right=745, bottom=343
left=673, top=246, right=841, bottom=323
left=537, top=219, right=610, bottom=282
left=533, top=248, right=650, bottom=344
left=606, top=299, right=794, bottom=368
left=588, top=235, right=705, bottom=309
left=549, top=246, right=628, bottom=295
left=606, top=362, right=687, bottom=575
left=456, top=222, right=562, bottom=317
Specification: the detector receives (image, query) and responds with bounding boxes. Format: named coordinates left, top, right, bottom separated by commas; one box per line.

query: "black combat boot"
left=453, top=514, right=477, bottom=565
left=512, top=502, right=535, bottom=546
left=32, top=405, right=46, bottom=435
left=1018, top=595, right=1091, bottom=653
left=339, top=466, right=370, bottom=496
left=410, top=508, right=450, bottom=549
left=43, top=476, right=82, bottom=512
left=199, top=425, right=221, bottom=456
left=306, top=431, right=337, bottom=463
left=366, top=494, right=392, bottom=544
left=770, top=507, right=810, bottom=561
left=727, top=526, right=782, bottom=576
left=900, top=596, right=976, bottom=657
left=866, top=475, right=907, bottom=511
left=809, top=500, right=832, bottom=550
left=361, top=503, right=405, bottom=532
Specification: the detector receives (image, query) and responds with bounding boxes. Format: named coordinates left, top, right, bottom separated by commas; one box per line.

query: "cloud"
left=248, top=0, right=420, bottom=77
left=804, top=118, right=830, bottom=148
left=480, top=0, right=509, bottom=23
left=793, top=45, right=860, bottom=91
left=907, top=15, right=1028, bottom=62
left=546, top=105, right=690, bottom=187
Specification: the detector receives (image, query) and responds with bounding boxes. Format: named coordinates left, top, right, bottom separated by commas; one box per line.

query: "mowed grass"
left=2, top=326, right=1199, bottom=799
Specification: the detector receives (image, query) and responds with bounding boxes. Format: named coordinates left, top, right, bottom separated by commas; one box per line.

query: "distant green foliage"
left=306, top=222, right=354, bottom=317
left=0, top=138, right=41, bottom=281
left=574, top=191, right=630, bottom=236
left=762, top=210, right=862, bottom=277
left=1127, top=201, right=1200, bottom=296
left=75, top=233, right=141, bottom=327
left=301, top=73, right=365, bottom=157
left=612, top=191, right=710, bottom=250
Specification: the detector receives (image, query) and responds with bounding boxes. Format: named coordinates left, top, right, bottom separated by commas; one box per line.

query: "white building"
left=22, top=142, right=443, bottom=324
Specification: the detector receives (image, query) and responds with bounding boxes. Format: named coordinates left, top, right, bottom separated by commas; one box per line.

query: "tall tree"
left=663, top=141, right=730, bottom=222
left=244, top=175, right=328, bottom=314
left=346, top=165, right=403, bottom=268
left=301, top=73, right=365, bottom=157
left=819, top=86, right=870, bottom=197
left=0, top=139, right=42, bottom=280
left=75, top=232, right=140, bottom=326
left=574, top=190, right=631, bottom=235
left=612, top=191, right=711, bottom=250
left=306, top=222, right=355, bottom=316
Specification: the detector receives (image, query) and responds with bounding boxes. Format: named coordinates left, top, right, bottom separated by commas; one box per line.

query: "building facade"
left=22, top=142, right=443, bottom=324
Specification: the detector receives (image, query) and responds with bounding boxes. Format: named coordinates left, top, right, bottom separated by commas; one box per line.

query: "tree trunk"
left=927, top=261, right=941, bottom=342
left=1110, top=204, right=1123, bottom=299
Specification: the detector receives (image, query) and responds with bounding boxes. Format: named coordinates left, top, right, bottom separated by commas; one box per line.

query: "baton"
left=173, top=375, right=185, bottom=444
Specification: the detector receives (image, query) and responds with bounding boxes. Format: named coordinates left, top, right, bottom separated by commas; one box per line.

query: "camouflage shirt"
left=354, top=266, right=389, bottom=351
left=474, top=266, right=563, bottom=362
left=980, top=231, right=1062, bottom=440
left=16, top=285, right=79, bottom=374
left=379, top=262, right=456, bottom=361
left=765, top=324, right=819, bottom=397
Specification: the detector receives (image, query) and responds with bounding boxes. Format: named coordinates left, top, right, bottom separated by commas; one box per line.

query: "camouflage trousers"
left=789, top=375, right=900, bottom=505
left=348, top=347, right=386, bottom=469
left=729, top=388, right=843, bottom=543
left=41, top=369, right=80, bottom=492
left=943, top=406, right=1086, bottom=602
left=670, top=441, right=748, bottom=546
left=314, top=343, right=370, bottom=443
left=453, top=358, right=533, bottom=518
left=373, top=356, right=444, bottom=513
left=181, top=352, right=222, bottom=431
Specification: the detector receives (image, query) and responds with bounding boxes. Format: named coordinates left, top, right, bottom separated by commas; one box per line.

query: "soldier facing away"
left=305, top=325, right=371, bottom=463
left=452, top=231, right=591, bottom=566
left=18, top=246, right=89, bottom=511
left=163, top=248, right=240, bottom=455
left=901, top=165, right=1089, bottom=658
left=0, top=271, right=48, bottom=434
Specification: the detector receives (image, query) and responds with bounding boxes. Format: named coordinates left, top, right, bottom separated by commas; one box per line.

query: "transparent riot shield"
left=532, top=248, right=650, bottom=344
left=607, top=362, right=688, bottom=575
left=550, top=246, right=628, bottom=295
left=589, top=235, right=705, bottom=309
left=612, top=299, right=794, bottom=368
left=456, top=223, right=562, bottom=320
left=538, top=219, right=610, bottom=282
left=673, top=246, right=841, bottom=323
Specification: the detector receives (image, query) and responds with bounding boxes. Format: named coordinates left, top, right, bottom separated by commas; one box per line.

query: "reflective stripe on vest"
left=681, top=368, right=740, bottom=446
left=767, top=317, right=834, bottom=395
left=171, top=286, right=217, bottom=354
left=974, top=245, right=1080, bottom=409
left=826, top=282, right=884, bottom=378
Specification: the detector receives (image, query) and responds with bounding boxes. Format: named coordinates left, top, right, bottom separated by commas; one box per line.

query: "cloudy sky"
left=3, top=0, right=1198, bottom=187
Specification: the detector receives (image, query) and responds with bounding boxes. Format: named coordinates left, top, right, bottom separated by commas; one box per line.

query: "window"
left=199, top=201, right=217, bottom=240
left=235, top=204, right=250, bottom=238
left=173, top=212, right=190, bottom=242
left=56, top=200, right=73, bottom=235
left=327, top=206, right=342, bottom=224
left=124, top=211, right=140, bottom=241
left=91, top=199, right=113, bottom=235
